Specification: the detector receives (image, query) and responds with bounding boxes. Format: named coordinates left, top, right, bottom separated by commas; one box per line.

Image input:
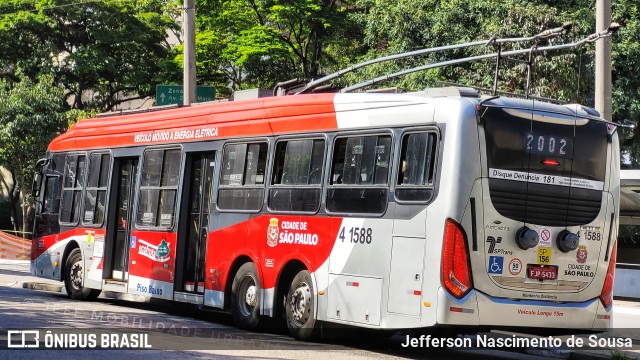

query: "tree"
left=0, top=0, right=179, bottom=112
left=0, top=75, right=68, bottom=235
left=351, top=0, right=597, bottom=101
left=185, top=0, right=364, bottom=95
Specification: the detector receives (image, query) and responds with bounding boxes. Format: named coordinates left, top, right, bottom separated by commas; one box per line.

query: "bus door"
left=175, top=151, right=215, bottom=296
left=104, top=157, right=138, bottom=282
left=389, top=131, right=438, bottom=318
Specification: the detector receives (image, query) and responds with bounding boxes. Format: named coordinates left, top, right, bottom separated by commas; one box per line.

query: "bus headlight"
left=515, top=227, right=539, bottom=250
left=556, top=230, right=579, bottom=253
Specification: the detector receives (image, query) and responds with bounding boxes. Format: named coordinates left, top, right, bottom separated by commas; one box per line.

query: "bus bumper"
left=437, top=288, right=611, bottom=329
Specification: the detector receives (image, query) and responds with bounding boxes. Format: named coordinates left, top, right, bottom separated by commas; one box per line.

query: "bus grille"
left=489, top=180, right=602, bottom=226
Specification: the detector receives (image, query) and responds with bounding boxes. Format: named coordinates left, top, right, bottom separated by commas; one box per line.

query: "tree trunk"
left=16, top=172, right=31, bottom=239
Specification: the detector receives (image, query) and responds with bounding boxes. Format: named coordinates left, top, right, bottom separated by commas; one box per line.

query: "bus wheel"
left=231, top=262, right=261, bottom=330
left=285, top=269, right=318, bottom=340
left=64, top=248, right=100, bottom=300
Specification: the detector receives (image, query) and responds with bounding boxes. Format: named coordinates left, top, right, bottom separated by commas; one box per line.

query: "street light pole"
left=595, top=0, right=612, bottom=120
left=183, top=0, right=196, bottom=106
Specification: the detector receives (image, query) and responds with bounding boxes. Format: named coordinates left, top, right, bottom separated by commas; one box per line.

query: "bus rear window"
left=484, top=107, right=607, bottom=183
left=483, top=107, right=608, bottom=226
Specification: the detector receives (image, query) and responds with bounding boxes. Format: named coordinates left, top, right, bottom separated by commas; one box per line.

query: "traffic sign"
left=155, top=85, right=216, bottom=106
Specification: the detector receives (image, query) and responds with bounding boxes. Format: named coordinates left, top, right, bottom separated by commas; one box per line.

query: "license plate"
left=527, top=265, right=558, bottom=280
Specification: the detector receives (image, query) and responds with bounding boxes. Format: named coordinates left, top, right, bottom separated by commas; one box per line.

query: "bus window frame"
left=394, top=127, right=440, bottom=204
left=59, top=152, right=88, bottom=226
left=267, top=134, right=327, bottom=215
left=325, top=130, right=394, bottom=217
left=41, top=174, right=61, bottom=215
left=81, top=151, right=112, bottom=228
left=135, top=146, right=183, bottom=231
left=216, top=138, right=270, bottom=214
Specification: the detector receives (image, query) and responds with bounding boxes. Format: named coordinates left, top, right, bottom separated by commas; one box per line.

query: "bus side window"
left=269, top=138, right=325, bottom=212
left=60, top=154, right=86, bottom=224
left=218, top=142, right=268, bottom=211
left=396, top=132, right=437, bottom=202
left=83, top=153, right=110, bottom=226
left=326, top=134, right=391, bottom=214
left=43, top=176, right=60, bottom=214
left=137, top=148, right=181, bottom=229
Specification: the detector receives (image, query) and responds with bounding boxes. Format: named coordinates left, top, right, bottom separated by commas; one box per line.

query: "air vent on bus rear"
left=489, top=180, right=601, bottom=226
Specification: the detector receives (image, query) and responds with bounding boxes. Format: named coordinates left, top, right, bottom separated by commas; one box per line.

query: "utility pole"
left=595, top=0, right=612, bottom=120
left=183, top=0, right=196, bottom=106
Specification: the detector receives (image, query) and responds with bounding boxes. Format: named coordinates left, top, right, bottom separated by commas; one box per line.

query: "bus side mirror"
left=32, top=157, right=50, bottom=198
left=32, top=172, right=43, bottom=198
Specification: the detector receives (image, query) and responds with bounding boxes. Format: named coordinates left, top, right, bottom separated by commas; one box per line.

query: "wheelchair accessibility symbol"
left=488, top=256, right=504, bottom=275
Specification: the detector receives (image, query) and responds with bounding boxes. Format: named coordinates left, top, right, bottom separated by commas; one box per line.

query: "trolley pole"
left=595, top=0, right=612, bottom=120
left=183, top=0, right=197, bottom=106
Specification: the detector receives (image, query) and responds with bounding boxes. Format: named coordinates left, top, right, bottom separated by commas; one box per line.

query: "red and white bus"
left=31, top=86, right=619, bottom=339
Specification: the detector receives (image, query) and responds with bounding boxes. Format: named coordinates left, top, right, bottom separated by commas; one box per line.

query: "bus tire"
left=285, top=269, right=318, bottom=341
left=64, top=248, right=100, bottom=301
left=231, top=262, right=261, bottom=330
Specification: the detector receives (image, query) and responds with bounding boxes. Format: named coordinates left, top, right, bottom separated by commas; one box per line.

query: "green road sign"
left=155, top=85, right=216, bottom=106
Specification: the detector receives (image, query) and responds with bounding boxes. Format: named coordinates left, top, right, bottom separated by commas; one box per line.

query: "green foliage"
left=190, top=0, right=364, bottom=93
left=0, top=0, right=179, bottom=112
left=0, top=74, right=67, bottom=174
left=350, top=0, right=596, bottom=102
left=611, top=1, right=640, bottom=165
left=0, top=74, right=67, bottom=210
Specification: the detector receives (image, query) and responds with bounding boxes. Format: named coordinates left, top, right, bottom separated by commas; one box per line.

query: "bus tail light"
left=599, top=242, right=617, bottom=309
left=441, top=218, right=473, bottom=299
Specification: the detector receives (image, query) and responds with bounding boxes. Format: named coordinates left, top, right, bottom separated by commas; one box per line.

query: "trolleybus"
left=31, top=25, right=621, bottom=340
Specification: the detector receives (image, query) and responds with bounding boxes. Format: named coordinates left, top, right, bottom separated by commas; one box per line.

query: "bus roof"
left=50, top=93, right=340, bottom=152
left=49, top=92, right=439, bottom=152
left=48, top=89, right=603, bottom=152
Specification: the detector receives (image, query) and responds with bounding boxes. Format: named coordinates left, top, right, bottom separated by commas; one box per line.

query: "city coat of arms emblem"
left=267, top=218, right=279, bottom=247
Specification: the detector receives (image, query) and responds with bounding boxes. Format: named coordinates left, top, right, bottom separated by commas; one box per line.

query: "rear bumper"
left=437, top=288, right=612, bottom=329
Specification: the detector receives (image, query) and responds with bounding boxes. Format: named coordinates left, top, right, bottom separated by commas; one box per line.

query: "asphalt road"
left=0, top=260, right=638, bottom=359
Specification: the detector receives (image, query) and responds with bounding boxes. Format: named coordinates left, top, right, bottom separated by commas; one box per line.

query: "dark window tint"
left=136, top=149, right=181, bottom=228
left=327, top=135, right=391, bottom=214
left=483, top=107, right=606, bottom=226
left=269, top=139, right=324, bottom=212
left=84, top=153, right=110, bottom=225
left=396, top=132, right=437, bottom=201
left=43, top=176, right=60, bottom=214
left=60, top=154, right=86, bottom=223
left=218, top=142, right=267, bottom=211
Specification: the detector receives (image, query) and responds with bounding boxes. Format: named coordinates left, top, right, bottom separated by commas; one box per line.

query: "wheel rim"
left=289, top=281, right=312, bottom=326
left=70, top=260, right=83, bottom=291
left=238, top=276, right=257, bottom=317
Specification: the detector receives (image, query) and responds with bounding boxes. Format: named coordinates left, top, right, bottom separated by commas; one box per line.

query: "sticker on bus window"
left=352, top=145, right=363, bottom=154
left=537, top=247, right=551, bottom=265
left=84, top=211, right=94, bottom=223
left=160, top=214, right=172, bottom=227
left=229, top=173, right=243, bottom=185
left=142, top=212, right=154, bottom=224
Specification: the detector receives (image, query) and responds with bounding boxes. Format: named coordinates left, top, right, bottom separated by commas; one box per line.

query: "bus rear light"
left=441, top=218, right=473, bottom=299
left=599, top=242, right=617, bottom=309
left=541, top=159, right=560, bottom=166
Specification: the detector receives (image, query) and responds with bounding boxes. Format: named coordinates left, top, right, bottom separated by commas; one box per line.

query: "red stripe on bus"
left=49, top=94, right=339, bottom=151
